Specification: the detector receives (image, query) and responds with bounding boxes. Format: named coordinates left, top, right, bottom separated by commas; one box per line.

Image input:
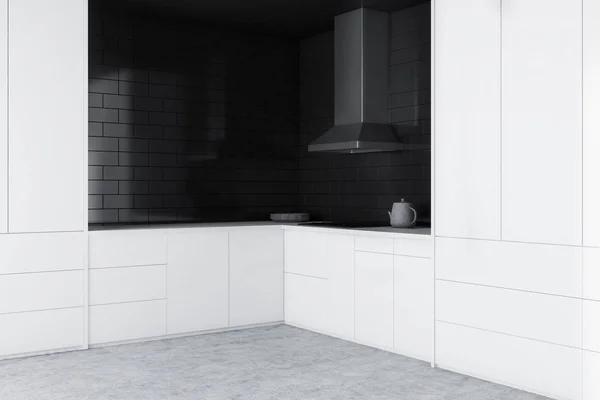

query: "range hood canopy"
left=308, top=8, right=402, bottom=154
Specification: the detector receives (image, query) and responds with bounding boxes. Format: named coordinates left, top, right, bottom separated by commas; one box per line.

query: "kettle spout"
left=388, top=211, right=392, bottom=218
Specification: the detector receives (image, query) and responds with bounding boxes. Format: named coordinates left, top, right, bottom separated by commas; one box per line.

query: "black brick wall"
left=88, top=2, right=431, bottom=225
left=89, top=2, right=300, bottom=224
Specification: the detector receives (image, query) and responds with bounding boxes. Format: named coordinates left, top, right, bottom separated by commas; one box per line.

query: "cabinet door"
left=584, top=0, right=600, bottom=247
left=229, top=229, right=284, bottom=326
left=8, top=0, right=85, bottom=233
left=355, top=251, right=394, bottom=348
left=502, top=0, right=582, bottom=245
left=394, top=256, right=433, bottom=361
left=434, top=0, right=501, bottom=240
left=327, top=233, right=354, bottom=339
left=167, top=231, right=229, bottom=334
left=284, top=230, right=328, bottom=278
left=284, top=273, right=328, bottom=332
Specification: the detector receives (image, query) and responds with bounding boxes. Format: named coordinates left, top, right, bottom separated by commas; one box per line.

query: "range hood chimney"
left=308, top=8, right=402, bottom=154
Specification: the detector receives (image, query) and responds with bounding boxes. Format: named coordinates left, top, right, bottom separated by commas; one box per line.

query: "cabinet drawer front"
left=89, top=231, right=166, bottom=268
left=355, top=252, right=394, bottom=348
left=355, top=235, right=393, bottom=254
left=0, top=232, right=84, bottom=275
left=0, top=308, right=83, bottom=357
left=584, top=350, right=600, bottom=400
left=583, top=247, right=600, bottom=301
left=284, top=230, right=328, bottom=278
left=584, top=300, right=600, bottom=352
left=436, top=322, right=582, bottom=400
left=89, top=265, right=167, bottom=306
left=284, top=273, right=328, bottom=333
left=0, top=271, right=83, bottom=314
left=394, top=237, right=432, bottom=258
left=89, top=300, right=167, bottom=345
left=436, top=237, right=582, bottom=297
left=436, top=280, right=581, bottom=348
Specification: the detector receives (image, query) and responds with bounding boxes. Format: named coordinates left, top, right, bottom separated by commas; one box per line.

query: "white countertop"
left=89, top=221, right=431, bottom=238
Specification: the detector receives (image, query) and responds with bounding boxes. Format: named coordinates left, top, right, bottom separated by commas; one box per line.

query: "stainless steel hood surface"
left=307, top=123, right=403, bottom=154
left=308, top=8, right=403, bottom=154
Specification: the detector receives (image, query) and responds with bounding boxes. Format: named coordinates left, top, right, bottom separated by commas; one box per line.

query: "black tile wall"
left=89, top=2, right=431, bottom=226
left=89, top=2, right=300, bottom=224
left=297, top=3, right=431, bottom=223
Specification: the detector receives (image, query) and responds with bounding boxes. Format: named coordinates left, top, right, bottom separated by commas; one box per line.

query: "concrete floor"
left=0, top=325, right=549, bottom=400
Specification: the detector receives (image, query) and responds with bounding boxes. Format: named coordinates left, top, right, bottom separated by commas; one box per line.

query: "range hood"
left=308, top=8, right=402, bottom=154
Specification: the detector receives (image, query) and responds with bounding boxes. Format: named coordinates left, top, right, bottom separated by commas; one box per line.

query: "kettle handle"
left=410, top=207, right=417, bottom=225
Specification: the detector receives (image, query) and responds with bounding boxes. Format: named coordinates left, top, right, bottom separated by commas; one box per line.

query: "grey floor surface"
left=0, top=325, right=549, bottom=400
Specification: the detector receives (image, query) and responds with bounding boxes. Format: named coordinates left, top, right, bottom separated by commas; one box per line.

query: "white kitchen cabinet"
left=434, top=0, right=501, bottom=240
left=89, top=265, right=167, bottom=306
left=584, top=0, right=600, bottom=248
left=0, top=271, right=83, bottom=315
left=355, top=251, right=394, bottom=348
left=436, top=237, right=582, bottom=298
left=89, top=231, right=167, bottom=269
left=436, top=280, right=582, bottom=348
left=229, top=229, right=284, bottom=326
left=394, top=256, right=433, bottom=361
left=0, top=308, right=83, bottom=358
left=502, top=0, right=582, bottom=246
left=436, top=321, right=582, bottom=400
left=167, top=230, right=229, bottom=335
left=327, top=233, right=354, bottom=339
left=0, top=232, right=85, bottom=275
left=8, top=0, right=85, bottom=233
left=89, top=300, right=166, bottom=345
left=284, top=229, right=328, bottom=278
left=584, top=350, right=600, bottom=400
left=284, top=273, right=328, bottom=333
left=0, top=0, right=6, bottom=234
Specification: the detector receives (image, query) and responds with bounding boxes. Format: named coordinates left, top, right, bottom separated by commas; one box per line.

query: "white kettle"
left=388, top=199, right=417, bottom=228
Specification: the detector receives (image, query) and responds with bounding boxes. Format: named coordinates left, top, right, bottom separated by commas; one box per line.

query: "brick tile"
left=89, top=93, right=103, bottom=108
left=104, top=194, right=134, bottom=209
left=89, top=78, right=119, bottom=94
left=104, top=94, right=133, bottom=109
left=89, top=181, right=118, bottom=195
left=89, top=108, right=118, bottom=123
left=118, top=209, right=149, bottom=222
left=89, top=122, right=103, bottom=137
left=89, top=151, right=118, bottom=166
left=89, top=137, right=118, bottom=152
left=104, top=166, right=134, bottom=180
left=119, top=180, right=149, bottom=195
left=89, top=209, right=118, bottom=224
left=119, top=110, right=149, bottom=124
left=103, top=123, right=133, bottom=138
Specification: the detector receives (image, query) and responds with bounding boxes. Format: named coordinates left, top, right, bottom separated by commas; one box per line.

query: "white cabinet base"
left=89, top=300, right=167, bottom=345
left=354, top=251, right=394, bottom=348
left=284, top=273, right=328, bottom=333
left=436, top=321, right=582, bottom=400
left=0, top=308, right=83, bottom=359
